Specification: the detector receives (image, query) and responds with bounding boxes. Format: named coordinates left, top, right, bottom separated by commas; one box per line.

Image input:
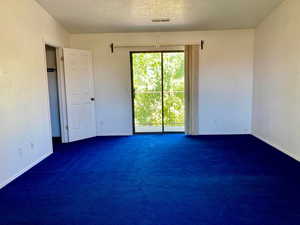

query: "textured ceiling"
left=36, top=0, right=284, bottom=33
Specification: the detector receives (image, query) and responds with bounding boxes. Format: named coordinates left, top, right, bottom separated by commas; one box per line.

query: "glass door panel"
left=163, top=52, right=185, bottom=132
left=132, top=53, right=163, bottom=133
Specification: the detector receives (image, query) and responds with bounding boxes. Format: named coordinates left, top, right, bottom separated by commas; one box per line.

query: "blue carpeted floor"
left=0, top=134, right=300, bottom=225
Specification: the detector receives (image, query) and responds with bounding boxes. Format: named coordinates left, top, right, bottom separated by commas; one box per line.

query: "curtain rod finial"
left=201, top=40, right=204, bottom=50
left=110, top=43, right=114, bottom=53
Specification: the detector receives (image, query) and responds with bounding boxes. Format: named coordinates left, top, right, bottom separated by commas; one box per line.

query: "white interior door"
left=63, top=48, right=96, bottom=142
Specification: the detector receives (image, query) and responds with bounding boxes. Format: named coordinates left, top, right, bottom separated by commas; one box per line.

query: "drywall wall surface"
left=71, top=30, right=254, bottom=135
left=0, top=0, right=70, bottom=188
left=252, top=0, right=300, bottom=161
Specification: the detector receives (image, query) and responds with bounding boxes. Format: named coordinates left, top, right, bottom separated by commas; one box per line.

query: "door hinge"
left=61, top=56, right=64, bottom=61
left=65, top=125, right=69, bottom=130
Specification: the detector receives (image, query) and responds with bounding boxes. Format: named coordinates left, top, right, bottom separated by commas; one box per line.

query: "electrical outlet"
left=97, top=121, right=104, bottom=129
left=97, top=121, right=104, bottom=133
left=18, top=148, right=23, bottom=158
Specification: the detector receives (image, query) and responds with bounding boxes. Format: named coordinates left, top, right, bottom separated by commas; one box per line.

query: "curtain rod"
left=110, top=41, right=204, bottom=53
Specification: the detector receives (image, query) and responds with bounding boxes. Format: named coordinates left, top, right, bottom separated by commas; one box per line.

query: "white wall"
left=46, top=47, right=61, bottom=137
left=0, top=0, right=70, bottom=188
left=252, top=0, right=300, bottom=161
left=71, top=30, right=254, bottom=135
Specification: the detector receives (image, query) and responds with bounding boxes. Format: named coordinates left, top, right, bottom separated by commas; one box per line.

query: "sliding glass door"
left=131, top=51, right=185, bottom=133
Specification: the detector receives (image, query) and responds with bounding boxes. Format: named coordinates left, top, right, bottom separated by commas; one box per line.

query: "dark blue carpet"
left=0, top=134, right=300, bottom=225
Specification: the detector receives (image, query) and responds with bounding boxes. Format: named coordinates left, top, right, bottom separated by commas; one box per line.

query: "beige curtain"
left=184, top=45, right=200, bottom=135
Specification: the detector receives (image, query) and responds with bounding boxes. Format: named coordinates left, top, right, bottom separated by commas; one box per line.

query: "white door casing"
left=63, top=48, right=96, bottom=142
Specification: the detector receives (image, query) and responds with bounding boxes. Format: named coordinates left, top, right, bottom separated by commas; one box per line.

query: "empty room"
left=0, top=0, right=300, bottom=224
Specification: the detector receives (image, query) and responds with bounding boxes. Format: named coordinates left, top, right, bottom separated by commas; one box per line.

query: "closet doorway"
left=45, top=45, right=62, bottom=145
left=130, top=51, right=185, bottom=133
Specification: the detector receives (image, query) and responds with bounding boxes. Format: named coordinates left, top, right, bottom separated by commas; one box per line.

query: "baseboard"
left=198, top=133, right=251, bottom=135
left=97, top=132, right=133, bottom=136
left=252, top=134, right=300, bottom=162
left=0, top=152, right=52, bottom=189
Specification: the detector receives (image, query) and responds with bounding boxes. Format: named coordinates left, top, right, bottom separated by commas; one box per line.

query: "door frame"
left=130, top=50, right=185, bottom=134
left=42, top=41, right=69, bottom=143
